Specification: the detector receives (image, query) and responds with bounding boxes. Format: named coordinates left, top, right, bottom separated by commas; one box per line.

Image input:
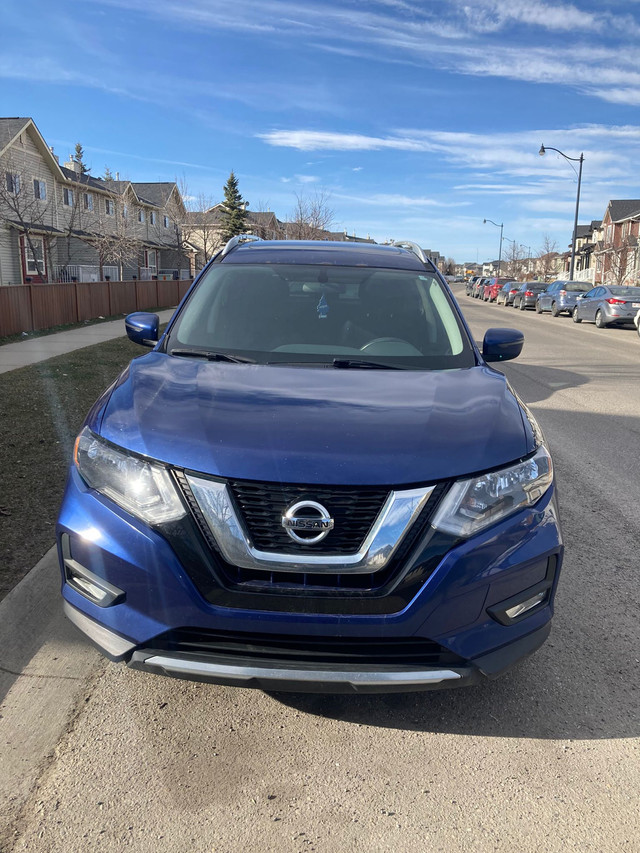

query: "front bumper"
left=57, top=468, right=563, bottom=693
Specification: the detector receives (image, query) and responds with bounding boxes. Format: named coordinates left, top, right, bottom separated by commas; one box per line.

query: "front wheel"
left=572, top=307, right=582, bottom=323
left=595, top=310, right=606, bottom=329
left=535, top=301, right=542, bottom=314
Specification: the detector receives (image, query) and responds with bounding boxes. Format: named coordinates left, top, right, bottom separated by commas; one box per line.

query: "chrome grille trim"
left=183, top=475, right=436, bottom=574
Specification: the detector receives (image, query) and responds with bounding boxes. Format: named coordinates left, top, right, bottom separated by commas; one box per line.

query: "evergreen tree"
left=74, top=142, right=90, bottom=175
left=219, top=171, right=248, bottom=242
left=103, top=166, right=115, bottom=181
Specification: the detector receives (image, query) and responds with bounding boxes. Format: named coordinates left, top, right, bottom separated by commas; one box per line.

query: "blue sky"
left=2, top=0, right=640, bottom=263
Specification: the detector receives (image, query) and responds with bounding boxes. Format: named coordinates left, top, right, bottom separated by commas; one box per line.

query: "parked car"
left=57, top=236, right=562, bottom=694
left=473, top=277, right=488, bottom=298
left=536, top=280, right=590, bottom=316
left=484, top=278, right=516, bottom=302
left=465, top=275, right=482, bottom=296
left=497, top=282, right=521, bottom=306
left=635, top=307, right=640, bottom=338
left=572, top=285, right=640, bottom=328
left=513, top=281, right=548, bottom=310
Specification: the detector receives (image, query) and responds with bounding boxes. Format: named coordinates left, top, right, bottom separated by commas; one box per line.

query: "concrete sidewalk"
left=0, top=309, right=176, bottom=374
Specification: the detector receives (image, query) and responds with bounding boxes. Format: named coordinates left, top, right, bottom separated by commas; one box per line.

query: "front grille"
left=148, top=628, right=466, bottom=667
left=172, top=471, right=452, bottom=603
left=228, top=480, right=388, bottom=554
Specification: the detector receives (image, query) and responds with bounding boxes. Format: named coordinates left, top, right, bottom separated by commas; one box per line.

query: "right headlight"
left=74, top=427, right=185, bottom=525
left=431, top=445, right=553, bottom=538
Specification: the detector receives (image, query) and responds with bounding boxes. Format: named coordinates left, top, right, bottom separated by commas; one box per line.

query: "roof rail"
left=219, top=233, right=263, bottom=260
left=392, top=240, right=429, bottom=265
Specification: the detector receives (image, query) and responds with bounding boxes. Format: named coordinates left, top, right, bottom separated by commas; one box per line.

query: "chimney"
left=64, top=156, right=83, bottom=174
left=49, top=146, right=59, bottom=164
left=116, top=172, right=120, bottom=181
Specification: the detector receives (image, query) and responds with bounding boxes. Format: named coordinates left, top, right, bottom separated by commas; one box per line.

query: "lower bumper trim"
left=129, top=651, right=467, bottom=693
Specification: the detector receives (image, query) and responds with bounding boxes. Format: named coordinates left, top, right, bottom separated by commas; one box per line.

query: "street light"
left=539, top=144, right=584, bottom=280
left=483, top=218, right=503, bottom=277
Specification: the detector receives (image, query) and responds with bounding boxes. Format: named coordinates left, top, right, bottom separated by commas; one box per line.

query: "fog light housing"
left=504, top=590, right=547, bottom=620
left=487, top=560, right=556, bottom=626
left=61, top=535, right=125, bottom=607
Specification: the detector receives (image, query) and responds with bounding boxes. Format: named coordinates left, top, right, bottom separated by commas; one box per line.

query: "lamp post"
left=483, top=218, right=503, bottom=277
left=539, top=144, right=584, bottom=281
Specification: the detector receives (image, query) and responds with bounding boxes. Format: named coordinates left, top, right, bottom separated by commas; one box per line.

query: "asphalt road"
left=3, top=287, right=639, bottom=852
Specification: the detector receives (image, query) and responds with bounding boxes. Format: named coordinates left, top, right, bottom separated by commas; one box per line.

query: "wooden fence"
left=0, top=279, right=193, bottom=337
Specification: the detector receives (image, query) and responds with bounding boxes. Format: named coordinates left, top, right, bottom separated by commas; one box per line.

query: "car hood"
left=95, top=353, right=534, bottom=486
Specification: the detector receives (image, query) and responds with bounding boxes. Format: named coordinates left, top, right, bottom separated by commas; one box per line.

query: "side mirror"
left=482, top=328, right=524, bottom=363
left=125, top=312, right=159, bottom=347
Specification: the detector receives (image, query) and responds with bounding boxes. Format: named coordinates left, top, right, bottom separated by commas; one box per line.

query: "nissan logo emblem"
left=281, top=500, right=334, bottom=544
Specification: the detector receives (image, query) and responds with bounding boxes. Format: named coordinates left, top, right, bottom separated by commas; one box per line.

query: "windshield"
left=562, top=283, right=589, bottom=292
left=609, top=286, right=640, bottom=297
left=167, top=263, right=475, bottom=369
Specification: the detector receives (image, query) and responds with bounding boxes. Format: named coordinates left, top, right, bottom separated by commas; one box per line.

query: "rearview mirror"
left=125, top=312, right=159, bottom=347
left=482, top=328, right=524, bottom=363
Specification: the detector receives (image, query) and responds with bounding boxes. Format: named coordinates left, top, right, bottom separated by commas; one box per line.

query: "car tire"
left=535, top=301, right=542, bottom=314
left=595, top=310, right=606, bottom=329
left=520, top=300, right=526, bottom=310
left=572, top=307, right=582, bottom=323
left=551, top=302, right=560, bottom=317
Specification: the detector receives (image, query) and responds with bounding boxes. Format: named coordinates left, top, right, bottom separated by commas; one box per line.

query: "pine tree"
left=103, top=166, right=115, bottom=181
left=74, top=142, right=90, bottom=175
left=219, top=171, right=248, bottom=242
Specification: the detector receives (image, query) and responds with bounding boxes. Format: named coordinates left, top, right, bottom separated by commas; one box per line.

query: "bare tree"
left=603, top=237, right=637, bottom=286
left=0, top=154, right=54, bottom=281
left=537, top=235, right=559, bottom=281
left=181, top=191, right=220, bottom=269
left=288, top=189, right=335, bottom=240
left=503, top=240, right=527, bottom=280
left=87, top=195, right=141, bottom=281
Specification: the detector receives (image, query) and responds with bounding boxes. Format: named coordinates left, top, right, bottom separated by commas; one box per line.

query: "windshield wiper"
left=170, top=349, right=256, bottom=363
left=332, top=358, right=404, bottom=370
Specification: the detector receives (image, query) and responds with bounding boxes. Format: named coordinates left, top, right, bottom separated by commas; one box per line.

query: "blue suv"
left=57, top=237, right=563, bottom=693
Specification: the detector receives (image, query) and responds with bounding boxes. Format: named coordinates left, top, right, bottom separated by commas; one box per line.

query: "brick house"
left=594, top=200, right=640, bottom=286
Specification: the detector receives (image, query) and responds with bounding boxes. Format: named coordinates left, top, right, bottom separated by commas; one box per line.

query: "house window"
left=6, top=172, right=20, bottom=194
left=163, top=215, right=169, bottom=228
left=25, top=237, right=45, bottom=275
left=123, top=204, right=129, bottom=219
left=105, top=198, right=114, bottom=215
left=149, top=211, right=156, bottom=225
left=138, top=209, right=145, bottom=223
left=63, top=187, right=74, bottom=206
left=33, top=179, right=46, bottom=200
left=84, top=192, right=93, bottom=211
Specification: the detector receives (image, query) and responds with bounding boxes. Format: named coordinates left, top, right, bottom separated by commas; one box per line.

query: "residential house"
left=593, top=200, right=640, bottom=286
left=184, top=205, right=280, bottom=271
left=570, top=220, right=602, bottom=284
left=0, top=117, right=190, bottom=285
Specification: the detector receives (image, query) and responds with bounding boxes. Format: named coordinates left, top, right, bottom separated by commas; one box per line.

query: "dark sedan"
left=497, top=282, right=521, bottom=306
left=513, top=282, right=548, bottom=310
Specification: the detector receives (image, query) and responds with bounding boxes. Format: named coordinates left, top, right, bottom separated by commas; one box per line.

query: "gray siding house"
left=0, top=117, right=190, bottom=285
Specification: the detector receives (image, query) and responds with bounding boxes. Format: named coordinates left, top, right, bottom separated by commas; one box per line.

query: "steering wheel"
left=360, top=337, right=409, bottom=352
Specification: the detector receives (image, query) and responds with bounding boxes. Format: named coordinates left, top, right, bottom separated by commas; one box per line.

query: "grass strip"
left=0, top=334, right=143, bottom=600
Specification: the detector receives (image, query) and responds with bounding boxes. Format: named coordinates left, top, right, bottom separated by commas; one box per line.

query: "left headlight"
left=431, top=445, right=553, bottom=538
left=74, top=427, right=186, bottom=525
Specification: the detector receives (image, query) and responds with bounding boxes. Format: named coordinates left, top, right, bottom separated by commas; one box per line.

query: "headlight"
left=74, top=428, right=185, bottom=524
left=431, top=445, right=553, bottom=538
